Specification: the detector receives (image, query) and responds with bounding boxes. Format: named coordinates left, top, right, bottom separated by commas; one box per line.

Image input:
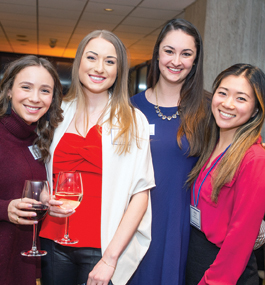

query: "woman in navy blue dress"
left=127, top=19, right=207, bottom=285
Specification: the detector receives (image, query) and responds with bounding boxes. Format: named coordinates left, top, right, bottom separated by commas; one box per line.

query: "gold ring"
left=16, top=216, right=19, bottom=223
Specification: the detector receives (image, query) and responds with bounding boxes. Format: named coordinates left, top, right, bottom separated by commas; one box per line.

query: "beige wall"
left=203, top=0, right=265, bottom=92
left=185, top=0, right=207, bottom=42
left=184, top=0, right=265, bottom=138
left=185, top=0, right=265, bottom=92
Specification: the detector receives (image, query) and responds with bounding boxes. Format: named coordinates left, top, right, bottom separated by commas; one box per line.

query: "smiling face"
left=212, top=75, right=257, bottom=137
left=9, top=65, right=54, bottom=125
left=158, top=29, right=197, bottom=85
left=78, top=37, right=118, bottom=95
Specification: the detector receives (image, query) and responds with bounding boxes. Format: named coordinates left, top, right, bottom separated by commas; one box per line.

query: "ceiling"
left=0, top=0, right=195, bottom=67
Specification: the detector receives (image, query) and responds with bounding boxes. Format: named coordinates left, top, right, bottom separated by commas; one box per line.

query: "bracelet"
left=101, top=258, right=115, bottom=269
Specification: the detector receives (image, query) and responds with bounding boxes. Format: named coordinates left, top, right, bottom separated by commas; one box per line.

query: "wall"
left=203, top=0, right=265, bottom=92
left=185, top=0, right=265, bottom=91
left=185, top=0, right=207, bottom=42
left=185, top=0, right=265, bottom=139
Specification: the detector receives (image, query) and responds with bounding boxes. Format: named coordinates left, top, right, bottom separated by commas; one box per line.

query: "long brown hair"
left=188, top=63, right=265, bottom=202
left=0, top=55, right=63, bottom=162
left=148, top=18, right=207, bottom=156
left=64, top=30, right=138, bottom=154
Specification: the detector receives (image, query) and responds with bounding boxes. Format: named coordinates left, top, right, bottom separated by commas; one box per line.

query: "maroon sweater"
left=0, top=111, right=46, bottom=285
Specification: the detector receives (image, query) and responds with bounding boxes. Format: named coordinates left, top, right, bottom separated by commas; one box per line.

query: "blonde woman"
left=39, top=30, right=155, bottom=285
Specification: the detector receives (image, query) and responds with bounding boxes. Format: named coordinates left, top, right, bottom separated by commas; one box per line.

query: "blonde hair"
left=64, top=30, right=138, bottom=154
left=188, top=64, right=265, bottom=202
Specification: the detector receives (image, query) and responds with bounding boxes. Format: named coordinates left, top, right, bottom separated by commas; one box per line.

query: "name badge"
left=149, top=124, right=155, bottom=136
left=111, top=128, right=125, bottom=145
left=28, top=145, right=42, bottom=160
left=190, top=205, right=201, bottom=230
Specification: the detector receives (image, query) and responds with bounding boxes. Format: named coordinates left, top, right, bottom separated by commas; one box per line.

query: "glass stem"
left=64, top=217, right=70, bottom=239
left=32, top=222, right=38, bottom=252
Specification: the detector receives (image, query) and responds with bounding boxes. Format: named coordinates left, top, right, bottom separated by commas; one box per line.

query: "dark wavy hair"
left=0, top=55, right=63, bottom=162
left=148, top=18, right=207, bottom=156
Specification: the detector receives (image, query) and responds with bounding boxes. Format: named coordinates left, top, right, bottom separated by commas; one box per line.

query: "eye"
left=106, top=59, right=116, bottom=65
left=41, top=89, right=52, bottom=94
left=182, top=52, right=192, bottom=57
left=21, top=85, right=30, bottom=90
left=237, top=96, right=247, bottom=102
left=87, top=55, right=95, bottom=60
left=218, top=91, right=226, bottom=96
left=164, top=49, right=173, bottom=55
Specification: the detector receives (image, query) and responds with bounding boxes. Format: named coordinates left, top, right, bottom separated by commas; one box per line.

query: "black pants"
left=40, top=237, right=113, bottom=285
left=186, top=226, right=259, bottom=284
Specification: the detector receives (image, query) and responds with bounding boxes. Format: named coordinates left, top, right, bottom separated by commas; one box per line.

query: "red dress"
left=40, top=125, right=102, bottom=248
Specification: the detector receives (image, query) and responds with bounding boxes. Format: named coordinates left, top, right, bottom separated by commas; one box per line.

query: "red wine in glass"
left=25, top=204, right=49, bottom=221
left=21, top=180, right=50, bottom=257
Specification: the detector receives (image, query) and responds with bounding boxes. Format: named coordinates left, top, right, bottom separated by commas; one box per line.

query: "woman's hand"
left=48, top=195, right=75, bottom=218
left=86, top=190, right=149, bottom=285
left=87, top=258, right=116, bottom=285
left=8, top=198, right=40, bottom=225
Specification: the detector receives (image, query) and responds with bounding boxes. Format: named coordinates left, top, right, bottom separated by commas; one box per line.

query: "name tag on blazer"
left=149, top=124, right=155, bottom=136
left=28, top=145, right=42, bottom=160
left=111, top=128, right=125, bottom=145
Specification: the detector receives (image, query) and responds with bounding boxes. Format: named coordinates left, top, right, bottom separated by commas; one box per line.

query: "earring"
left=251, top=108, right=259, bottom=118
left=5, top=99, right=12, bottom=115
left=157, top=57, right=159, bottom=60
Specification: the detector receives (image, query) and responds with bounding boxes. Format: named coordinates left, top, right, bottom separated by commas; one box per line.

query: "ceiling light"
left=49, top=38, right=57, bottom=48
left=104, top=8, right=113, bottom=12
left=17, top=35, right=27, bottom=38
left=17, top=39, right=29, bottom=42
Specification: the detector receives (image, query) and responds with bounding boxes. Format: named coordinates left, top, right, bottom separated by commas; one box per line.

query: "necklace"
left=154, top=86, right=179, bottom=120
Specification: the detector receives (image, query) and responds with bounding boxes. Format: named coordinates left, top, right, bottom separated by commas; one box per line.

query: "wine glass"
left=21, top=180, right=50, bottom=257
left=54, top=171, right=83, bottom=244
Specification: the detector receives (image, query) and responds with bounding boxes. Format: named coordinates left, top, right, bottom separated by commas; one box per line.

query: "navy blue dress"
left=128, top=91, right=198, bottom=285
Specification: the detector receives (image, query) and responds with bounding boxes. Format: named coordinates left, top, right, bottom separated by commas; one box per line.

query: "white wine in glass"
left=54, top=171, right=83, bottom=244
left=21, top=180, right=50, bottom=257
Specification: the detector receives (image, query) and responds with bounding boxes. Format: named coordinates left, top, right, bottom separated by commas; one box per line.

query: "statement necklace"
left=154, top=86, right=179, bottom=120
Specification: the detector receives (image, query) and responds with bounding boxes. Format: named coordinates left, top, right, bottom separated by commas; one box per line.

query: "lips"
left=219, top=110, right=236, bottom=118
left=24, top=105, right=41, bottom=113
left=89, top=75, right=106, bottom=82
left=168, top=67, right=181, bottom=72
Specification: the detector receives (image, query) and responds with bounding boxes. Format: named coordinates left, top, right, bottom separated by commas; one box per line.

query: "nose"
left=28, top=89, right=40, bottom=103
left=94, top=59, right=104, bottom=73
left=172, top=54, right=181, bottom=66
left=222, top=96, right=235, bottom=109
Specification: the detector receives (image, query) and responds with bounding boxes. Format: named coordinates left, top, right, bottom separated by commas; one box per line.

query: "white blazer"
left=46, top=99, right=155, bottom=285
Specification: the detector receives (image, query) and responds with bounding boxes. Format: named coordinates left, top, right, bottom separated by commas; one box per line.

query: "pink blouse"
left=191, top=137, right=265, bottom=284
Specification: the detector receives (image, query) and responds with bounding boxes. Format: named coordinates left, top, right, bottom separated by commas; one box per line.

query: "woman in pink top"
left=186, top=63, right=265, bottom=284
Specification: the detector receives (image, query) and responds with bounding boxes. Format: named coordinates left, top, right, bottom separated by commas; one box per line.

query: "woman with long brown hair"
left=128, top=18, right=207, bottom=285
left=39, top=30, right=155, bottom=285
left=0, top=55, right=63, bottom=285
left=186, top=64, right=265, bottom=284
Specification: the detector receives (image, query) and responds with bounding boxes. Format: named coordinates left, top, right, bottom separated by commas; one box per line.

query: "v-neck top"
left=40, top=125, right=102, bottom=248
left=191, top=138, right=265, bottom=284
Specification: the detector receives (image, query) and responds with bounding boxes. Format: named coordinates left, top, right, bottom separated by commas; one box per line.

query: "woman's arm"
left=199, top=155, right=265, bottom=285
left=87, top=189, right=149, bottom=285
